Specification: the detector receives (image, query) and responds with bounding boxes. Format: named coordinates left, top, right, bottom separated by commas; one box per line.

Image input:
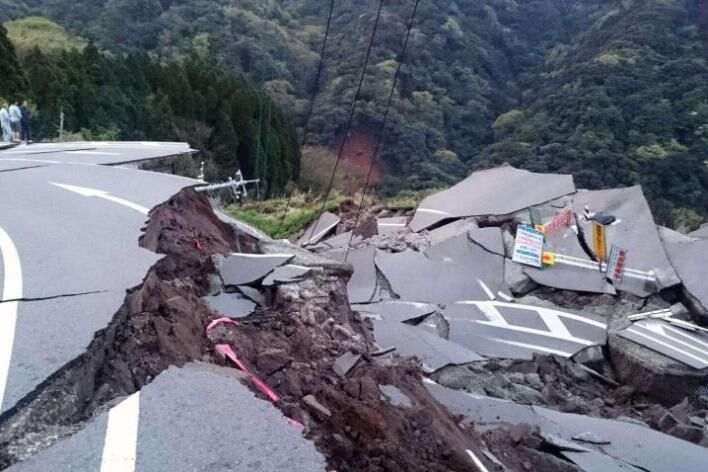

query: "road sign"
left=512, top=225, right=545, bottom=268
left=544, top=208, right=572, bottom=235
left=607, top=245, right=628, bottom=283
left=592, top=222, right=607, bottom=261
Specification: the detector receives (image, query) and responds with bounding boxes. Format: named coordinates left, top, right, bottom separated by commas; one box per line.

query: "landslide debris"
left=0, top=189, right=501, bottom=471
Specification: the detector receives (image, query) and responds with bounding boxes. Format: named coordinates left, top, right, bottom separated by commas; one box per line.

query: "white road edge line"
left=0, top=224, right=22, bottom=411
left=466, top=449, right=490, bottom=472
left=100, top=392, right=141, bottom=472
left=477, top=279, right=496, bottom=300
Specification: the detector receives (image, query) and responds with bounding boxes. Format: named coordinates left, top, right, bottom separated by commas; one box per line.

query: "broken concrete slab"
left=298, top=211, right=341, bottom=246
left=409, top=166, right=576, bottom=232
left=219, top=253, right=294, bottom=286
left=262, top=264, right=312, bottom=286
left=608, top=332, right=708, bottom=405
left=426, top=382, right=708, bottom=472
left=202, top=293, right=256, bottom=318
left=314, top=230, right=360, bottom=250
left=237, top=285, right=266, bottom=305
left=468, top=226, right=505, bottom=256
left=524, top=261, right=617, bottom=295
left=573, top=186, right=681, bottom=295
left=7, top=363, right=327, bottom=472
left=379, top=385, right=413, bottom=408
left=372, top=319, right=484, bottom=372
left=426, top=218, right=477, bottom=245
left=504, top=261, right=537, bottom=295
left=522, top=221, right=617, bottom=295
left=328, top=245, right=379, bottom=304
left=351, top=301, right=438, bottom=323
left=657, top=226, right=696, bottom=245
left=377, top=216, right=408, bottom=236
left=615, top=319, right=708, bottom=370
left=333, top=352, right=362, bottom=377
left=664, top=238, right=708, bottom=316
left=376, top=247, right=489, bottom=304
left=687, top=223, right=708, bottom=239
left=443, top=301, right=607, bottom=360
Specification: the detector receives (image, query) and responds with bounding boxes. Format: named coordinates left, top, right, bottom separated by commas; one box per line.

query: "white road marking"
left=66, top=151, right=121, bottom=156
left=475, top=320, right=595, bottom=346
left=536, top=307, right=573, bottom=339
left=626, top=327, right=708, bottom=366
left=458, top=301, right=508, bottom=325
left=466, top=450, right=490, bottom=472
left=477, top=279, right=496, bottom=300
left=50, top=183, right=149, bottom=215
left=415, top=208, right=450, bottom=216
left=229, top=253, right=294, bottom=258
left=0, top=224, right=22, bottom=410
left=486, top=338, right=573, bottom=357
left=100, top=392, right=140, bottom=472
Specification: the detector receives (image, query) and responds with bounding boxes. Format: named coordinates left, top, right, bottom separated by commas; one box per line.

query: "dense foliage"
left=1, top=0, right=708, bottom=225
left=0, top=21, right=300, bottom=193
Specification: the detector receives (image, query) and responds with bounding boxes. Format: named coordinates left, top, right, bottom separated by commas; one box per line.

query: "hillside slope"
left=2, top=0, right=707, bottom=225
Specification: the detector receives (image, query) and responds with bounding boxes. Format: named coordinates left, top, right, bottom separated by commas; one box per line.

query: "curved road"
left=0, top=145, right=199, bottom=412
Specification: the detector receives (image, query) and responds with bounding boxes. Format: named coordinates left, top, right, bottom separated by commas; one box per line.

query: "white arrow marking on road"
left=50, top=182, right=145, bottom=468
left=0, top=224, right=22, bottom=411
left=100, top=392, right=140, bottom=472
left=50, top=182, right=149, bottom=215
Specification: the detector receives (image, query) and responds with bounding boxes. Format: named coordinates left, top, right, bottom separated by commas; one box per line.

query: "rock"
left=303, top=394, right=332, bottom=417
left=608, top=334, right=708, bottom=405
left=379, top=385, right=413, bottom=408
left=255, top=348, right=290, bottom=375
left=333, top=351, right=362, bottom=378
left=612, top=385, right=635, bottom=404
left=669, top=424, right=705, bottom=444
left=511, top=384, right=545, bottom=405
left=658, top=412, right=681, bottom=432
left=571, top=345, right=606, bottom=371
left=504, top=261, right=538, bottom=295
left=524, top=373, right=544, bottom=390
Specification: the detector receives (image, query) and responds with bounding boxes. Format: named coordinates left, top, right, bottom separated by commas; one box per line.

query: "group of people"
left=0, top=101, right=32, bottom=144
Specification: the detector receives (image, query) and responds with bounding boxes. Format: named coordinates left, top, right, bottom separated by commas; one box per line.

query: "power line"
left=345, top=0, right=421, bottom=261
left=277, top=0, right=336, bottom=235
left=304, top=0, right=386, bottom=243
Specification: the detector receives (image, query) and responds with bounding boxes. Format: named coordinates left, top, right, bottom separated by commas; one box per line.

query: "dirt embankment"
left=1, top=189, right=495, bottom=471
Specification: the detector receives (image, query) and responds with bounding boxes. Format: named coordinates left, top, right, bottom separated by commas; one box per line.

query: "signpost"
left=529, top=207, right=543, bottom=227
left=607, top=245, right=628, bottom=283
left=512, top=225, right=545, bottom=268
left=592, top=222, right=607, bottom=261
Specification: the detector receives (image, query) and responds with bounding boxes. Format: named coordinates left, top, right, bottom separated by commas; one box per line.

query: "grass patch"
left=225, top=192, right=347, bottom=239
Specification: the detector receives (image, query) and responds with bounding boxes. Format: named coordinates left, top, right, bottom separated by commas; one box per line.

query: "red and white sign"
left=607, top=245, right=628, bottom=284
left=544, top=208, right=572, bottom=235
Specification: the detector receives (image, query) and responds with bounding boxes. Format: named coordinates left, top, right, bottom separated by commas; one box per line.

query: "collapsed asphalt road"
left=2, top=161, right=708, bottom=471
left=0, top=143, right=198, bottom=413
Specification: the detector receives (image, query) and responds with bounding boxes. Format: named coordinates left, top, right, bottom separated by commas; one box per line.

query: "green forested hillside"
left=0, top=21, right=300, bottom=193
left=1, top=0, right=707, bottom=226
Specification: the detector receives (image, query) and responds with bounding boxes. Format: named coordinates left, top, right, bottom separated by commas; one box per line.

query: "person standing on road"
left=9, top=101, right=22, bottom=143
left=0, top=104, right=11, bottom=143
left=20, top=100, right=32, bottom=144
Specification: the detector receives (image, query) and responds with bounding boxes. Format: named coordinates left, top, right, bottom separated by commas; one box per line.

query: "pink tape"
left=216, top=344, right=281, bottom=403
left=206, top=317, right=238, bottom=333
